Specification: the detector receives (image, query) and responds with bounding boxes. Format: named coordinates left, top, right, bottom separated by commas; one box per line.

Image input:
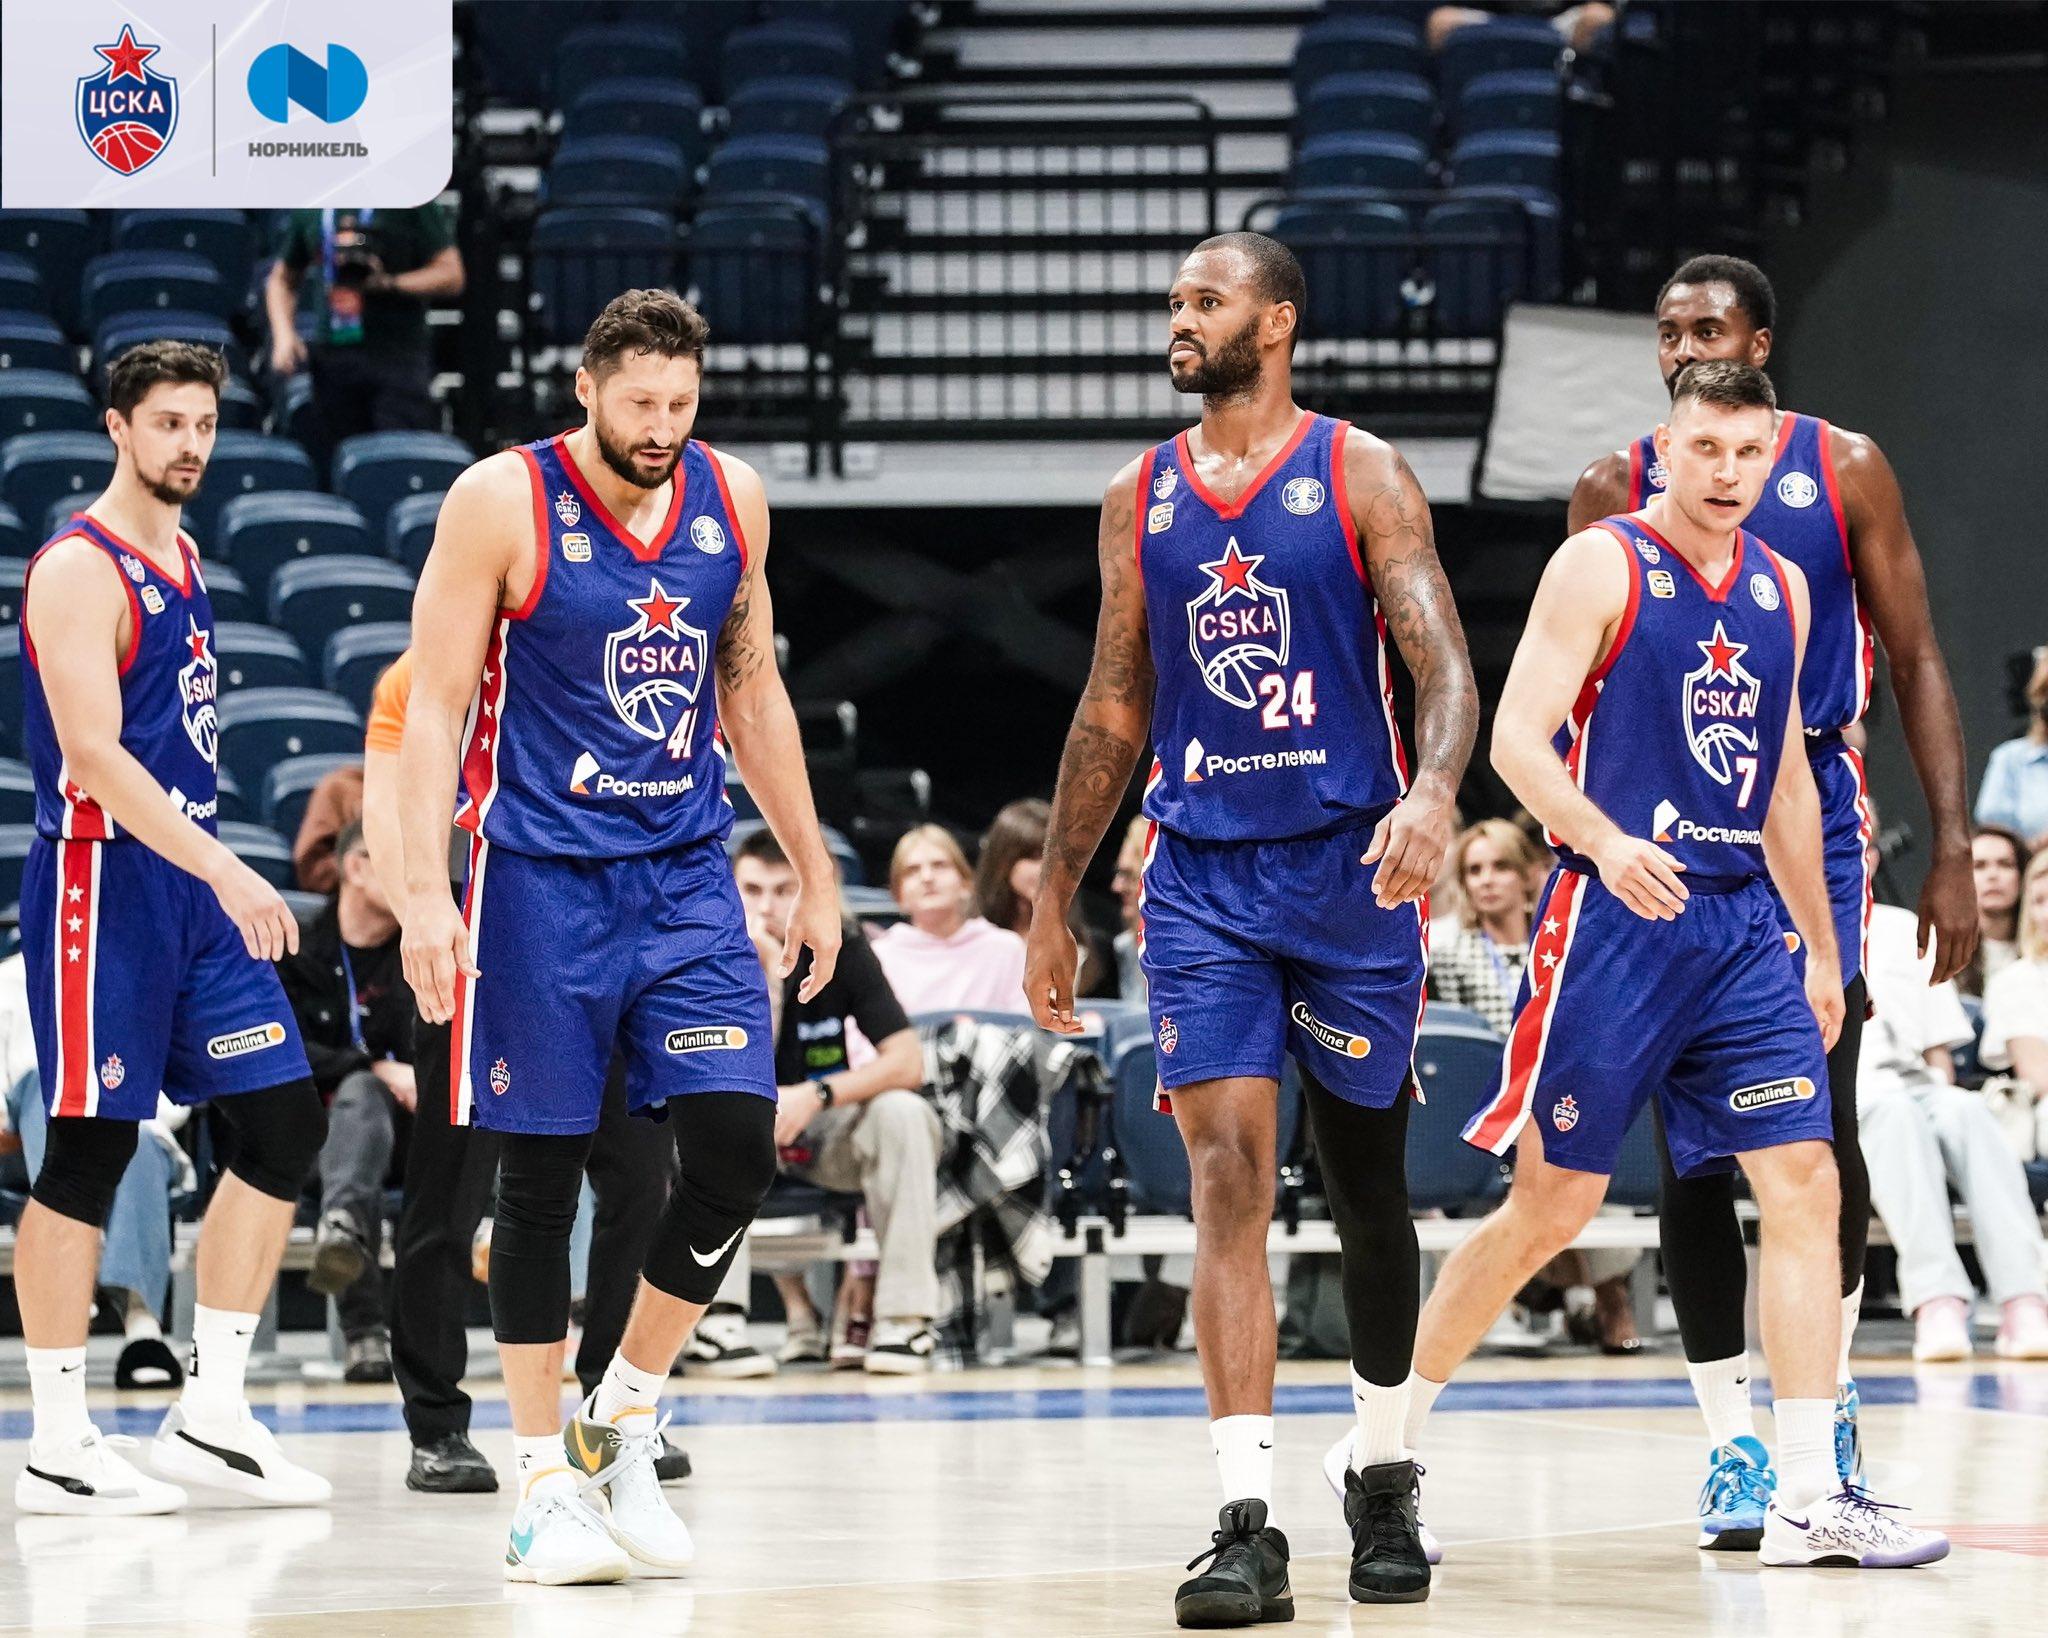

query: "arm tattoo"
left=716, top=567, right=766, bottom=693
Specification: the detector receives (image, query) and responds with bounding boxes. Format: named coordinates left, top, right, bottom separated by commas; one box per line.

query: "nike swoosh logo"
left=689, top=1226, right=744, bottom=1267
left=509, top=1524, right=535, bottom=1557
left=569, top=1420, right=604, bottom=1473
left=58, top=1363, right=83, bottom=1374
left=1258, top=1441, right=1273, bottom=1450
left=1778, top=1514, right=1809, bottom=1530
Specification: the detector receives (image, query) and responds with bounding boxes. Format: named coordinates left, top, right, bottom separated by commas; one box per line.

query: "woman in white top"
left=1982, top=849, right=2048, bottom=1096
left=1962, top=826, right=2029, bottom=998
left=871, top=825, right=1029, bottom=1015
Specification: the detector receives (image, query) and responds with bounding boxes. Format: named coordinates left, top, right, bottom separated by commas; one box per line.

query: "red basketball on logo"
left=91, top=120, right=165, bottom=175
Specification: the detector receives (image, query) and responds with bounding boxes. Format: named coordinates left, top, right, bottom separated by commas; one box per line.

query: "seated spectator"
left=1976, top=646, right=2048, bottom=847
left=1111, top=816, right=1148, bottom=1002
left=1963, top=825, right=2031, bottom=998
left=1428, top=1, right=1615, bottom=53
left=275, top=822, right=417, bottom=1383
left=1983, top=849, right=2048, bottom=1106
left=976, top=797, right=1113, bottom=995
left=293, top=760, right=365, bottom=893
left=1859, top=894, right=2048, bottom=1360
left=1427, top=818, right=1543, bottom=1033
left=871, top=825, right=1028, bottom=1013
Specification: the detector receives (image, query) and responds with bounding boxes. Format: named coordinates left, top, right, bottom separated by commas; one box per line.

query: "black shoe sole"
left=1701, top=1528, right=1763, bottom=1552
left=406, top=1464, right=499, bottom=1494
left=307, top=1239, right=367, bottom=1297
left=1174, top=1591, right=1293, bottom=1628
left=655, top=1453, right=692, bottom=1484
left=1350, top=1576, right=1431, bottom=1604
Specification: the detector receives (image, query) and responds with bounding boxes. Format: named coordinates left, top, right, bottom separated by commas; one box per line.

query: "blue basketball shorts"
left=20, top=837, right=310, bottom=1120
left=1137, top=815, right=1426, bottom=1108
left=1769, top=732, right=1874, bottom=985
left=450, top=834, right=776, bottom=1134
left=1462, top=868, right=1833, bottom=1178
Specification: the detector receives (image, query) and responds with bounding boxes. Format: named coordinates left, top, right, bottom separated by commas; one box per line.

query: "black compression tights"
left=1657, top=973, right=1869, bottom=1363
left=1303, top=1072, right=1419, bottom=1387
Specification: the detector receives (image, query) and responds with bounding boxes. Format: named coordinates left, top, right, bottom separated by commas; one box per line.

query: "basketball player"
left=398, top=290, right=843, bottom=1584
left=1026, top=233, right=1479, bottom=1625
left=1407, top=361, right=1945, bottom=1568
left=13, top=341, right=331, bottom=1515
left=1570, top=256, right=1976, bottom=1539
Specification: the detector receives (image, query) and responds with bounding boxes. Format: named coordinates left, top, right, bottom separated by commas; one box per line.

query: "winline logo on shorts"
left=666, top=1026, right=749, bottom=1054
left=207, top=1022, right=287, bottom=1060
left=1729, top=1076, right=1816, bottom=1113
left=1290, top=1002, right=1370, bottom=1059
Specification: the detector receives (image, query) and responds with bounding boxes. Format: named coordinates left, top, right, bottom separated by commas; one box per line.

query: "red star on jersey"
left=1198, top=539, right=1263, bottom=602
left=1696, top=621, right=1747, bottom=683
left=96, top=25, right=158, bottom=82
left=185, top=618, right=212, bottom=665
left=627, top=580, right=688, bottom=637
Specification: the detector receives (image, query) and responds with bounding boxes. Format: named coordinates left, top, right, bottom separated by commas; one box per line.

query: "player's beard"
left=592, top=411, right=681, bottom=490
left=139, top=457, right=204, bottom=506
left=1170, top=314, right=1263, bottom=399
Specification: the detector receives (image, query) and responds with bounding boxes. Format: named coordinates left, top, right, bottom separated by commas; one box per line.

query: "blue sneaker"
left=1697, top=1435, right=1774, bottom=1551
left=1834, top=1380, right=1864, bottom=1486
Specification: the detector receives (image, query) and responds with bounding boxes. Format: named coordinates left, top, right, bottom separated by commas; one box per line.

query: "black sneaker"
left=406, top=1432, right=499, bottom=1494
left=654, top=1433, right=692, bottom=1484
left=307, top=1209, right=369, bottom=1296
left=343, top=1332, right=394, bottom=1384
left=1343, top=1459, right=1431, bottom=1603
left=1174, top=1499, right=1293, bottom=1628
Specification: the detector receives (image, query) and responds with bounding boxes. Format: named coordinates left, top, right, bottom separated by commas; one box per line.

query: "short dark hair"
left=105, top=340, right=227, bottom=419
left=733, top=827, right=789, bottom=870
left=581, top=288, right=710, bottom=379
left=1190, top=231, right=1307, bottom=320
left=1670, top=360, right=1777, bottom=416
left=1657, top=254, right=1777, bottom=332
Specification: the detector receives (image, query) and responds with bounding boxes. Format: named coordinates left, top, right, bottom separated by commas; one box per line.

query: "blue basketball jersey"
left=1136, top=413, right=1407, bottom=842
left=1628, top=412, right=1869, bottom=732
left=21, top=515, right=221, bottom=840
left=456, top=434, right=743, bottom=859
left=1556, top=517, right=1798, bottom=891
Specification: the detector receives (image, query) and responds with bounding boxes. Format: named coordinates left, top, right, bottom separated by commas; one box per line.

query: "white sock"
left=514, top=1431, right=572, bottom=1498
left=181, top=1305, right=258, bottom=1426
left=1211, top=1415, right=1275, bottom=1515
left=592, top=1351, right=664, bottom=1425
left=1774, top=1398, right=1837, bottom=1509
left=1402, top=1370, right=1446, bottom=1455
left=1838, top=1283, right=1862, bottom=1387
left=123, top=1295, right=162, bottom=1342
left=1351, top=1371, right=1407, bottom=1469
left=25, top=1345, right=92, bottom=1451
left=1686, top=1353, right=1758, bottom=1451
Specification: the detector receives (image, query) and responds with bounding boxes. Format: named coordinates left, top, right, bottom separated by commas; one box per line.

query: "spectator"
left=275, top=822, right=416, bottom=1383
left=1858, top=894, right=2048, bottom=1361
left=292, top=760, right=364, bottom=894
left=1976, top=647, right=2048, bottom=846
left=1427, top=819, right=1544, bottom=1033
left=976, top=798, right=1112, bottom=995
left=263, top=205, right=464, bottom=479
left=1963, top=826, right=2030, bottom=998
left=871, top=825, right=1028, bottom=1013
left=1427, top=1, right=1615, bottom=53
left=1982, top=849, right=2048, bottom=1102
left=1111, top=816, right=1148, bottom=1002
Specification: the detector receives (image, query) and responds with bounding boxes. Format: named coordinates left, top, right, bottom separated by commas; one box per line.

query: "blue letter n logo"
left=248, top=44, right=368, bottom=124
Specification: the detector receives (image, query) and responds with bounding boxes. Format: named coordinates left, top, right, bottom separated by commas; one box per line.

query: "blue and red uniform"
left=18, top=515, right=308, bottom=1119
left=1134, top=411, right=1425, bottom=1106
left=449, top=433, right=774, bottom=1134
left=1628, top=413, right=1874, bottom=978
left=1462, top=517, right=1833, bottom=1177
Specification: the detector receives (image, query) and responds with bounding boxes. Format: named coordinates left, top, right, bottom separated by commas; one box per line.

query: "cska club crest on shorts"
left=77, top=25, right=178, bottom=177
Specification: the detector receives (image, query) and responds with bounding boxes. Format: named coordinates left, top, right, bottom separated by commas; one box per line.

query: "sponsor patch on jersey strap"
left=206, top=1022, right=287, bottom=1060
left=562, top=532, right=591, bottom=562
left=1290, top=1001, right=1370, bottom=1059
left=1729, top=1076, right=1817, bottom=1113
left=666, top=1026, right=750, bottom=1054
left=1147, top=502, right=1174, bottom=534
left=1647, top=569, right=1676, bottom=599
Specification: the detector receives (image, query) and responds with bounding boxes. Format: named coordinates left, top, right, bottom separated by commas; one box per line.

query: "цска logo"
left=248, top=44, right=368, bottom=123
left=77, top=26, right=178, bottom=177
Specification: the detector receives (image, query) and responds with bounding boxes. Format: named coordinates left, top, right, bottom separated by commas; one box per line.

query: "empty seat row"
left=1294, top=129, right=1560, bottom=195
left=544, top=132, right=833, bottom=229
left=1297, top=68, right=1560, bottom=144
left=1295, top=14, right=1562, bottom=100
left=0, top=210, right=260, bottom=335
left=560, top=74, right=852, bottom=162
left=553, top=17, right=872, bottom=109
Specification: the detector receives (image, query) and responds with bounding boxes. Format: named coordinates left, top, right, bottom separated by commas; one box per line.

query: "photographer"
left=1977, top=646, right=2048, bottom=849
left=262, top=206, right=464, bottom=478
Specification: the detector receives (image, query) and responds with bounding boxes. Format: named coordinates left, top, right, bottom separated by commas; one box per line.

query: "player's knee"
left=1186, top=1132, right=1272, bottom=1219
left=643, top=1093, right=775, bottom=1304
left=220, top=1079, right=326, bottom=1202
left=30, top=1116, right=140, bottom=1229
left=488, top=1132, right=593, bottom=1344
left=1509, top=1169, right=1603, bottom=1254
left=1751, top=1140, right=1839, bottom=1223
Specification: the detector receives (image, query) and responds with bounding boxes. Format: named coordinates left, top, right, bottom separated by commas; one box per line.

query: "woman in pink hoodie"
left=872, top=826, right=1029, bottom=1014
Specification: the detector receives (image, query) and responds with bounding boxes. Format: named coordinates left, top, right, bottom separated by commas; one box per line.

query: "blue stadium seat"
left=1453, top=69, right=1561, bottom=137
left=563, top=79, right=709, bottom=171
left=686, top=205, right=818, bottom=345
left=529, top=208, right=677, bottom=348
left=0, top=212, right=95, bottom=334
left=545, top=137, right=691, bottom=212
left=185, top=432, right=317, bottom=545
left=110, top=210, right=256, bottom=291
left=93, top=309, right=239, bottom=377
left=557, top=25, right=696, bottom=107
left=270, top=373, right=315, bottom=446
left=0, top=371, right=98, bottom=438
left=1292, top=19, right=1430, bottom=94
left=384, top=491, right=445, bottom=573
left=1447, top=184, right=1562, bottom=301
left=1424, top=194, right=1547, bottom=333
left=0, top=505, right=26, bottom=560
left=263, top=752, right=361, bottom=840
left=1607, top=1106, right=1663, bottom=1210
left=213, top=623, right=311, bottom=693
left=1271, top=199, right=1412, bottom=338
left=216, top=491, right=372, bottom=597
left=1955, top=993, right=1984, bottom=1086
left=720, top=21, right=856, bottom=95
left=0, top=255, right=46, bottom=318
left=761, top=0, right=900, bottom=82
left=213, top=767, right=247, bottom=823
left=268, top=557, right=416, bottom=661
left=1409, top=1018, right=1509, bottom=1209
left=1108, top=1039, right=1189, bottom=1215
left=0, top=825, right=36, bottom=911
left=330, top=432, right=472, bottom=535
left=1297, top=71, right=1436, bottom=145
left=0, top=759, right=35, bottom=825
left=40, top=498, right=90, bottom=541
left=218, top=821, right=296, bottom=889
left=703, top=136, right=833, bottom=229
left=216, top=377, right=265, bottom=432
left=0, top=434, right=115, bottom=537
left=199, top=563, right=252, bottom=622
left=0, top=313, right=75, bottom=374
left=0, top=629, right=19, bottom=754
left=216, top=687, right=363, bottom=796
left=82, top=251, right=231, bottom=332
left=1438, top=17, right=1562, bottom=103
left=323, top=623, right=411, bottom=717
left=1450, top=130, right=1561, bottom=192
left=0, top=558, right=27, bottom=626
left=727, top=76, right=853, bottom=141
left=1293, top=132, right=1431, bottom=195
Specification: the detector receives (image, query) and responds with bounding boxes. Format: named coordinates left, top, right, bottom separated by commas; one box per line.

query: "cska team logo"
left=554, top=491, right=581, bottom=526
left=1681, top=620, right=1762, bottom=786
left=77, top=26, right=178, bottom=177
left=1185, top=538, right=1289, bottom=709
left=100, top=1054, right=126, bottom=1091
left=488, top=1059, right=511, bottom=1096
left=604, top=579, right=707, bottom=754
left=177, top=617, right=219, bottom=766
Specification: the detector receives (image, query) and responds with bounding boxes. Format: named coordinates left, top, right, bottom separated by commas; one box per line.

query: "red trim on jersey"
left=1772, top=410, right=1799, bottom=463
left=1330, top=420, right=1364, bottom=581
left=552, top=431, right=684, bottom=562
left=1633, top=516, right=1740, bottom=602
left=1814, top=418, right=1852, bottom=574
left=1625, top=438, right=1646, bottom=510
left=1466, top=869, right=1585, bottom=1153
left=1844, top=746, right=1875, bottom=977
left=24, top=531, right=147, bottom=677
left=454, top=623, right=510, bottom=835
left=510, top=447, right=551, bottom=621
left=449, top=833, right=486, bottom=1125
left=1132, top=449, right=1157, bottom=577
left=702, top=445, right=750, bottom=575
left=53, top=840, right=99, bottom=1118
left=1586, top=523, right=1644, bottom=685
left=1173, top=409, right=1313, bottom=521
left=1374, top=608, right=1411, bottom=788
left=61, top=774, right=112, bottom=842
left=82, top=512, right=192, bottom=597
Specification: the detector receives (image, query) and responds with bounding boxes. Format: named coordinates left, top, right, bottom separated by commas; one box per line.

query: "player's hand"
left=1916, top=844, right=1979, bottom=986
left=269, top=331, right=307, bottom=377
left=207, top=854, right=300, bottom=962
left=402, top=890, right=478, bottom=1025
left=1589, top=832, right=1689, bottom=920
left=782, top=880, right=842, bottom=1003
left=1024, top=901, right=1084, bottom=1034
left=1804, top=952, right=1845, bottom=1051
left=1361, top=779, right=1455, bottom=909
left=370, top=1058, right=418, bottom=1113
left=774, top=1082, right=824, bottom=1147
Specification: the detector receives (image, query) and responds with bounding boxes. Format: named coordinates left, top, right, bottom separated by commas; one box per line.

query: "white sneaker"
left=503, top=1485, right=632, bottom=1585
left=1911, top=1297, right=1973, bottom=1362
left=681, top=1307, right=777, bottom=1379
left=563, top=1395, right=694, bottom=1575
left=1996, top=1295, right=2048, bottom=1360
left=1760, top=1489, right=1950, bottom=1568
left=149, top=1403, right=332, bottom=1506
left=863, top=1318, right=937, bottom=1375
left=16, top=1428, right=187, bottom=1516
left=1322, top=1430, right=1443, bottom=1564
